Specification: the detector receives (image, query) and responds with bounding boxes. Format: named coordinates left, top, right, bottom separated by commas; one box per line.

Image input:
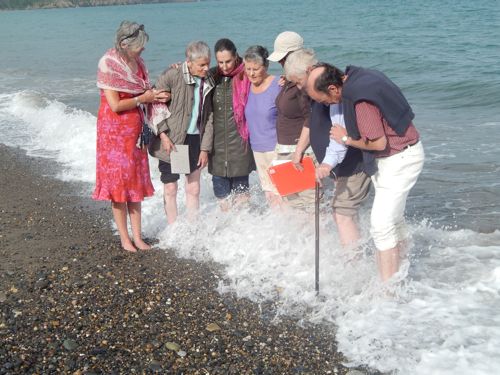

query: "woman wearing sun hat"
left=268, top=31, right=316, bottom=209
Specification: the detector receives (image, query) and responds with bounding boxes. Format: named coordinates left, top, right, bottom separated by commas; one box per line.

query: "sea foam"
left=0, top=91, right=96, bottom=183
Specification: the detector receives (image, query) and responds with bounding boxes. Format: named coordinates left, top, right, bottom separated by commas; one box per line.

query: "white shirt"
left=322, top=103, right=348, bottom=168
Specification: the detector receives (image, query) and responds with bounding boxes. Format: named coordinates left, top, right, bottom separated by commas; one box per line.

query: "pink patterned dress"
left=92, top=67, right=154, bottom=203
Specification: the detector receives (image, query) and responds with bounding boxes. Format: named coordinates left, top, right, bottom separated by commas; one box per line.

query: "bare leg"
left=233, top=192, right=250, bottom=208
left=398, top=239, right=409, bottom=262
left=333, top=212, right=361, bottom=248
left=111, top=201, right=136, bottom=252
left=219, top=192, right=250, bottom=212
left=185, top=169, right=201, bottom=221
left=218, top=198, right=232, bottom=212
left=265, top=191, right=282, bottom=208
left=163, top=182, right=178, bottom=224
left=376, top=247, right=400, bottom=282
left=127, top=202, right=151, bottom=250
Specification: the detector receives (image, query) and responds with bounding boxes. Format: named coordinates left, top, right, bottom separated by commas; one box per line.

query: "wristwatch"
left=341, top=135, right=348, bottom=144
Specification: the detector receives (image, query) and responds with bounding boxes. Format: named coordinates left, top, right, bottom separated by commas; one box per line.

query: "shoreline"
left=0, top=0, right=196, bottom=12
left=0, top=144, right=374, bottom=374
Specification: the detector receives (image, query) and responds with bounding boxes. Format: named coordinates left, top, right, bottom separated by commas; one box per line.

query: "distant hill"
left=0, top=0, right=196, bottom=10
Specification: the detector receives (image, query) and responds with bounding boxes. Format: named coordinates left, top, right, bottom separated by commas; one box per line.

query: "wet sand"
left=0, top=144, right=374, bottom=374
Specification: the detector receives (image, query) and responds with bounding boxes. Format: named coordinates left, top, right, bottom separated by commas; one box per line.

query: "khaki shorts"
left=332, top=171, right=371, bottom=216
left=253, top=150, right=279, bottom=193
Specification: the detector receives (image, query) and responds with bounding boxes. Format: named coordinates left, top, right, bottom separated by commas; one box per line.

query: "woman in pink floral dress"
left=93, top=21, right=169, bottom=252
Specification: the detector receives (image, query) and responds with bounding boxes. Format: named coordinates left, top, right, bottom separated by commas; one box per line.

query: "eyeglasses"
left=120, top=24, right=144, bottom=43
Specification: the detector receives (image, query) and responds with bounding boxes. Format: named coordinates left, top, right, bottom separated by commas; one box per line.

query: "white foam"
left=155, top=205, right=500, bottom=375
left=0, top=91, right=96, bottom=183
left=1, top=91, right=499, bottom=374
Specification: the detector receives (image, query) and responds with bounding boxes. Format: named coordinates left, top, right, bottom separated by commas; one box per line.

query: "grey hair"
left=244, top=45, right=269, bottom=68
left=115, top=21, right=149, bottom=54
left=284, top=48, right=318, bottom=81
left=185, top=41, right=211, bottom=61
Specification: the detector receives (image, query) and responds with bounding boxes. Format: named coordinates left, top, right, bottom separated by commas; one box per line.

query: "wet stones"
left=0, top=145, right=369, bottom=375
left=206, top=322, right=221, bottom=332
left=62, top=339, right=78, bottom=351
left=165, top=342, right=181, bottom=352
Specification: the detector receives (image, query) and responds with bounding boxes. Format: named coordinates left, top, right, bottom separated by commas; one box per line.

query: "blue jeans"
left=212, top=175, right=250, bottom=199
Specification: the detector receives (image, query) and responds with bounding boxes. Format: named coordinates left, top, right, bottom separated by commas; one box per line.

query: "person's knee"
left=127, top=201, right=141, bottom=213
left=370, top=223, right=398, bottom=250
left=332, top=204, right=358, bottom=220
left=164, top=183, right=178, bottom=198
left=185, top=182, right=200, bottom=197
left=112, top=201, right=126, bottom=209
left=333, top=211, right=356, bottom=225
left=212, top=176, right=231, bottom=199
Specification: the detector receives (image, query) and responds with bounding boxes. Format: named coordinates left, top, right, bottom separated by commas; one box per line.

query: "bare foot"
left=134, top=239, right=151, bottom=251
left=122, top=241, right=138, bottom=253
left=233, top=193, right=250, bottom=208
left=219, top=198, right=232, bottom=212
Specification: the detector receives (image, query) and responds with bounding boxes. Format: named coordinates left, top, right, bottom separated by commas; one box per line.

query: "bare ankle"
left=121, top=241, right=137, bottom=253
left=134, top=238, right=151, bottom=251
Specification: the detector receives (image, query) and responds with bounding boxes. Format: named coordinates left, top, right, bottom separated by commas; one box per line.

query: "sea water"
left=0, top=0, right=499, bottom=373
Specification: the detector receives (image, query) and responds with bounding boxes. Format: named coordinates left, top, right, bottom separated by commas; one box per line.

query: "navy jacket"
left=342, top=65, right=414, bottom=140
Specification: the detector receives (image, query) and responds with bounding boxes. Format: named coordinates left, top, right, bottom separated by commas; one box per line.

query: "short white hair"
left=284, top=49, right=318, bottom=81
left=186, top=41, right=211, bottom=62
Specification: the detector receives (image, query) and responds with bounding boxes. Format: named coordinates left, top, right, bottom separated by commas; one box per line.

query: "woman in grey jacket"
left=208, top=38, right=255, bottom=210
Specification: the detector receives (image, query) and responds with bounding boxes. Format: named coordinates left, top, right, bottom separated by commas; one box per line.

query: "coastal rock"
left=35, top=278, right=50, bottom=290
left=62, top=339, right=78, bottom=351
left=89, top=347, right=107, bottom=356
left=165, top=342, right=181, bottom=352
left=206, top=322, right=221, bottom=332
left=149, top=360, right=162, bottom=371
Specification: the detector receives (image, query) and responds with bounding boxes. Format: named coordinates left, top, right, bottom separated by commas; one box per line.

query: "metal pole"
left=315, top=181, right=320, bottom=294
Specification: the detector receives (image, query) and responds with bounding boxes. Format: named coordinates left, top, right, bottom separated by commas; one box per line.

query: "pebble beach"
left=0, top=144, right=374, bottom=374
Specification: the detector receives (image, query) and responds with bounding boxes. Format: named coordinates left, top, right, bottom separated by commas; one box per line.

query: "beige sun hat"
left=268, top=31, right=304, bottom=62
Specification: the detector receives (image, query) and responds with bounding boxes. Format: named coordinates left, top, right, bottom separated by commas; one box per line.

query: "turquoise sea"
left=1, top=1, right=499, bottom=373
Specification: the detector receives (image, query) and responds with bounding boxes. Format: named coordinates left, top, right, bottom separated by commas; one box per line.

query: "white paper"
left=170, top=145, right=191, bottom=174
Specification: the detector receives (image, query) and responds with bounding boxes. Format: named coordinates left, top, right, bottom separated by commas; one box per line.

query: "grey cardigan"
left=149, top=62, right=215, bottom=163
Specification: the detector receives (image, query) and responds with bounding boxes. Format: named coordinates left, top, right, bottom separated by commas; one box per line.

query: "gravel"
left=0, top=145, right=378, bottom=374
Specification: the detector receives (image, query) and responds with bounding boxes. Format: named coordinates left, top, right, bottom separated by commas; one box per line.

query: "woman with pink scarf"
left=208, top=38, right=255, bottom=211
left=93, top=21, right=169, bottom=252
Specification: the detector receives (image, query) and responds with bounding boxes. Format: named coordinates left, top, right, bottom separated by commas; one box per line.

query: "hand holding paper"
left=160, top=133, right=176, bottom=155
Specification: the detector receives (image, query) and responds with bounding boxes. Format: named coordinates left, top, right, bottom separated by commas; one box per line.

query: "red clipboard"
left=267, top=156, right=316, bottom=197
